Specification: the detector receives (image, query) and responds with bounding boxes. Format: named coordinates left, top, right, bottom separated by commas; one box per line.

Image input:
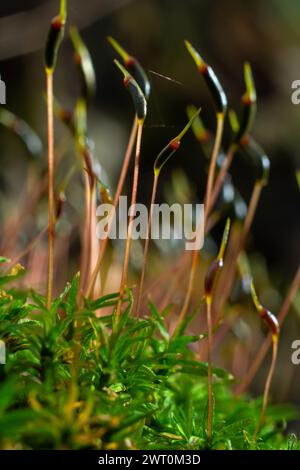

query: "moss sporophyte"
left=0, top=0, right=299, bottom=451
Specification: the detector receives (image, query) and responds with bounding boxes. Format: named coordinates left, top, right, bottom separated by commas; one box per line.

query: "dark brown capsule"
left=259, top=307, right=280, bottom=337
left=204, top=258, right=223, bottom=297
left=108, top=36, right=151, bottom=100
left=125, top=78, right=147, bottom=122
left=185, top=40, right=227, bottom=114
left=251, top=281, right=280, bottom=337
left=45, top=16, right=66, bottom=73
left=201, top=65, right=228, bottom=114
left=241, top=137, right=270, bottom=185
left=126, top=58, right=151, bottom=100
left=114, top=60, right=147, bottom=123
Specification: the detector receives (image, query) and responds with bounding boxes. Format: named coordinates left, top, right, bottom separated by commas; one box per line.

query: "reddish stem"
left=115, top=122, right=143, bottom=322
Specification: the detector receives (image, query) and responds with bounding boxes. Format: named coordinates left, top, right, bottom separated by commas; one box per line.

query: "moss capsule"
left=185, top=40, right=227, bottom=114
left=241, top=137, right=270, bottom=185
left=204, top=257, right=223, bottom=298
left=251, top=281, right=280, bottom=338
left=108, top=36, right=151, bottom=100
left=114, top=60, right=147, bottom=123
left=45, top=1, right=67, bottom=73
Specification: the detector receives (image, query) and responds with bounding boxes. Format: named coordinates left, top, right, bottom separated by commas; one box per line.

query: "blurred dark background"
left=0, top=0, right=299, bottom=272
left=0, top=0, right=300, bottom=430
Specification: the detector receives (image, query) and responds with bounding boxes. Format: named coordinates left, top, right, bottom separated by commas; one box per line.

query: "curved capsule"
left=70, top=27, right=96, bottom=103
left=114, top=60, right=147, bottom=123
left=241, top=137, right=270, bottom=185
left=204, top=218, right=231, bottom=297
left=229, top=106, right=269, bottom=185
left=185, top=40, right=227, bottom=114
left=234, top=62, right=257, bottom=143
left=0, top=109, right=42, bottom=158
left=250, top=281, right=280, bottom=337
left=204, top=257, right=223, bottom=298
left=108, top=36, right=151, bottom=100
left=260, top=308, right=280, bottom=337
left=154, top=107, right=201, bottom=175
left=131, top=61, right=151, bottom=101
left=45, top=0, right=67, bottom=73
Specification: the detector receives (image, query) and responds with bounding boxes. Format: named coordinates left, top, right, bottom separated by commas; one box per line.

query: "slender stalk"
left=214, top=180, right=263, bottom=321
left=136, top=107, right=201, bottom=316
left=248, top=281, right=280, bottom=439
left=253, top=336, right=278, bottom=439
left=204, top=112, right=224, bottom=219
left=176, top=113, right=224, bottom=329
left=115, top=122, right=143, bottom=322
left=46, top=71, right=55, bottom=310
left=86, top=116, right=138, bottom=298
left=89, top=181, right=98, bottom=284
left=148, top=201, right=219, bottom=317
left=135, top=173, right=158, bottom=316
left=208, top=143, right=237, bottom=215
left=206, top=295, right=213, bottom=443
left=236, top=266, right=300, bottom=394
left=78, top=172, right=91, bottom=295
left=237, top=180, right=262, bottom=254
left=44, top=0, right=67, bottom=309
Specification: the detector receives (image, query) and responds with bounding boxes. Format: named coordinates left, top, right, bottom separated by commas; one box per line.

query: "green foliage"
left=0, top=270, right=297, bottom=450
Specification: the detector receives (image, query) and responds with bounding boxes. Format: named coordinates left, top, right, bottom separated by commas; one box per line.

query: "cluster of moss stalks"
left=0, top=0, right=299, bottom=451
